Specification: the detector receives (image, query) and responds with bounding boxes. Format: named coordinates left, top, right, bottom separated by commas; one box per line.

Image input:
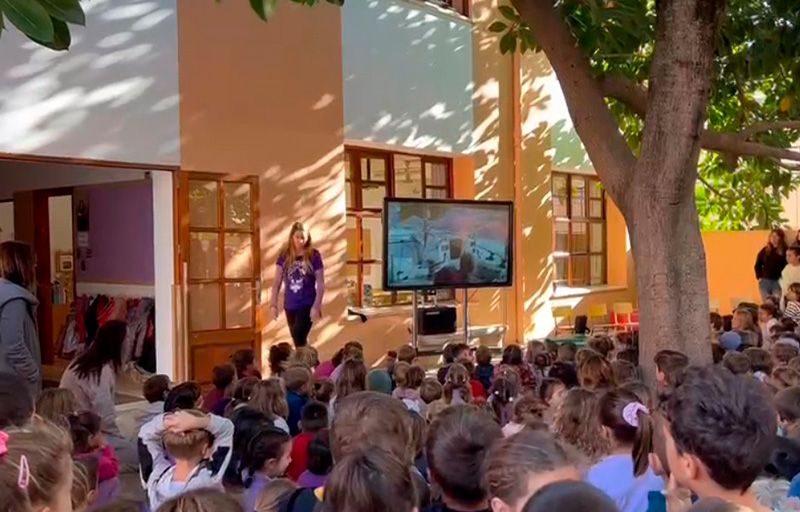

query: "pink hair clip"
left=0, top=431, right=8, bottom=457
left=18, top=455, right=30, bottom=490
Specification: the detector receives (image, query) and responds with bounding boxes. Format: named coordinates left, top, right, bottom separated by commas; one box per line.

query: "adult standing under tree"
left=755, top=229, right=788, bottom=302
left=271, top=222, right=325, bottom=348
left=0, top=241, right=41, bottom=398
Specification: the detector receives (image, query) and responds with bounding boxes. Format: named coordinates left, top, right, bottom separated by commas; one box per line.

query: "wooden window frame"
left=428, top=0, right=470, bottom=17
left=552, top=172, right=607, bottom=288
left=346, top=147, right=454, bottom=307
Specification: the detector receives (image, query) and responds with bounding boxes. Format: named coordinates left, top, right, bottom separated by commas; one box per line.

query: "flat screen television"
left=383, top=198, right=514, bottom=290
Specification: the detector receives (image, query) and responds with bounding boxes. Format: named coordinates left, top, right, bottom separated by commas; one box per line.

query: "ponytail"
left=599, top=390, right=652, bottom=477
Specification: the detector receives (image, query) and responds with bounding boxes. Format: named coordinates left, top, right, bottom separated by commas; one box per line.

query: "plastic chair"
left=588, top=303, right=609, bottom=333
left=611, top=302, right=634, bottom=330
left=552, top=305, right=574, bottom=334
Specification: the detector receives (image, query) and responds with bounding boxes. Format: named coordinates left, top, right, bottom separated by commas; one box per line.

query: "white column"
left=152, top=171, right=175, bottom=378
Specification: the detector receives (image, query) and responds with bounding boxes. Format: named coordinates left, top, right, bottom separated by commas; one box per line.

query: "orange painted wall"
left=703, top=231, right=766, bottom=314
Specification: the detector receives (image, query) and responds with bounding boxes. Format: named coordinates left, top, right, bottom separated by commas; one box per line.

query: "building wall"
left=341, top=0, right=474, bottom=154
left=0, top=0, right=180, bottom=164
left=704, top=230, right=766, bottom=314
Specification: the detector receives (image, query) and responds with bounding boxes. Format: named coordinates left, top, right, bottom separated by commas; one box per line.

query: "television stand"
left=412, top=289, right=469, bottom=353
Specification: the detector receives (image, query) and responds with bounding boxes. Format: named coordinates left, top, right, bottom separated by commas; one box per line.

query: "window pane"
left=346, top=264, right=359, bottom=307
left=589, top=199, right=603, bottom=219
left=571, top=177, right=586, bottom=218
left=224, top=233, right=253, bottom=279
left=553, top=195, right=568, bottom=218
left=346, top=217, right=359, bottom=261
left=363, top=263, right=389, bottom=307
left=362, top=216, right=383, bottom=261
left=555, top=221, right=569, bottom=253
left=225, top=282, right=253, bottom=328
left=589, top=180, right=603, bottom=199
left=394, top=155, right=423, bottom=198
left=590, top=223, right=604, bottom=253
left=571, top=222, right=588, bottom=253
left=188, top=181, right=218, bottom=228
left=362, top=182, right=386, bottom=209
left=554, top=256, right=568, bottom=281
left=224, top=182, right=251, bottom=229
left=426, top=188, right=447, bottom=199
left=571, top=255, right=589, bottom=286
left=189, top=283, right=220, bottom=331
left=552, top=175, right=568, bottom=197
left=590, top=255, right=605, bottom=285
left=362, top=157, right=386, bottom=182
left=189, top=232, right=219, bottom=280
left=425, top=161, right=448, bottom=187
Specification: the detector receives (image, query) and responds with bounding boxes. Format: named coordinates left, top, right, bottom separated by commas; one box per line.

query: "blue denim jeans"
left=759, top=278, right=781, bottom=302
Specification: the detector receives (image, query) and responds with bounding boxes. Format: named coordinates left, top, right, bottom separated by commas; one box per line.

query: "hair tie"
left=622, top=402, right=649, bottom=428
left=18, top=455, right=30, bottom=489
left=0, top=431, right=8, bottom=457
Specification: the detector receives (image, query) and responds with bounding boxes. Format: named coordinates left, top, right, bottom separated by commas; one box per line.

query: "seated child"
left=553, top=388, right=609, bottom=463
left=463, top=362, right=488, bottom=403
left=398, top=344, right=417, bottom=364
left=254, top=479, right=299, bottom=512
left=284, top=366, right=312, bottom=436
left=538, top=378, right=568, bottom=425
left=488, top=373, right=521, bottom=428
left=494, top=344, right=536, bottom=390
left=393, top=362, right=427, bottom=415
left=722, top=352, right=750, bottom=375
left=36, top=387, right=77, bottom=424
left=233, top=347, right=263, bottom=379
left=759, top=303, right=780, bottom=349
left=438, top=343, right=471, bottom=384
left=773, top=342, right=800, bottom=368
left=314, top=379, right=335, bottom=405
left=475, top=345, right=495, bottom=393
left=68, top=411, right=119, bottom=483
left=139, top=409, right=234, bottom=511
left=204, top=365, right=235, bottom=416
left=654, top=350, right=689, bottom=393
left=611, top=361, right=640, bottom=385
left=250, top=378, right=291, bottom=434
left=428, top=364, right=472, bottom=421
left=425, top=406, right=503, bottom=512
left=523, top=480, right=621, bottom=512
left=586, top=389, right=664, bottom=512
left=124, top=374, right=171, bottom=440
left=743, top=347, right=773, bottom=382
left=157, top=489, right=245, bottom=512
left=776, top=387, right=800, bottom=439
left=297, top=429, right=332, bottom=489
left=321, top=449, right=416, bottom=512
left=786, top=284, right=800, bottom=324
left=241, top=426, right=293, bottom=512
left=771, top=366, right=800, bottom=390
left=484, top=429, right=582, bottom=512
left=557, top=342, right=578, bottom=364
left=578, top=353, right=616, bottom=391
left=420, top=378, right=444, bottom=406
left=71, top=458, right=99, bottom=512
left=502, top=395, right=547, bottom=437
left=164, top=382, right=203, bottom=413
left=315, top=347, right=343, bottom=380
left=268, top=343, right=293, bottom=378
left=287, top=400, right=328, bottom=481
left=664, top=366, right=776, bottom=512
left=588, top=336, right=615, bottom=360
left=549, top=362, right=579, bottom=389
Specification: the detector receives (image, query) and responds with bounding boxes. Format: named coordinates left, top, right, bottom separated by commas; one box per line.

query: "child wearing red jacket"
left=286, top=400, right=328, bottom=481
left=68, top=411, right=119, bottom=482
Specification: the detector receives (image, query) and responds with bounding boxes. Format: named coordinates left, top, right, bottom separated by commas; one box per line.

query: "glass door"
left=179, top=173, right=260, bottom=384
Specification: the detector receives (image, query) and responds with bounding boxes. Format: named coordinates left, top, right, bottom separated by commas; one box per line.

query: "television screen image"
left=383, top=199, right=514, bottom=290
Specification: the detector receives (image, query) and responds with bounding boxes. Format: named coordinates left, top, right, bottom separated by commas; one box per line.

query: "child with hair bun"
left=0, top=421, right=74, bottom=512
left=392, top=362, right=427, bottom=415
left=587, top=389, right=663, bottom=512
left=67, top=411, right=119, bottom=484
left=241, top=427, right=293, bottom=512
left=427, top=363, right=472, bottom=420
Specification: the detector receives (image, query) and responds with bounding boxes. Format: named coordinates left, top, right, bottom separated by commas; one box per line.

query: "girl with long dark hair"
left=270, top=222, right=325, bottom=347
left=755, top=228, right=788, bottom=301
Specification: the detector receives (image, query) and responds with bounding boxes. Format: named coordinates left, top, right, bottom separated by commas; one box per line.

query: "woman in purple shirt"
left=271, top=222, right=325, bottom=347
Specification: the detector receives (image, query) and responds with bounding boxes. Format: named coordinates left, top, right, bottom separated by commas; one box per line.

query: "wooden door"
left=178, top=173, right=260, bottom=384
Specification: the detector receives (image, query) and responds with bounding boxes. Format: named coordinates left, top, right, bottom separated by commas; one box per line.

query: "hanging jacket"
left=0, top=278, right=41, bottom=397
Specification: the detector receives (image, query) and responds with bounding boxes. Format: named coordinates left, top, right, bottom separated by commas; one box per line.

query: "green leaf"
left=488, top=21, right=507, bottom=33
left=498, top=5, right=517, bottom=21
left=0, top=0, right=54, bottom=42
left=31, top=16, right=69, bottom=50
left=499, top=32, right=517, bottom=54
left=39, top=0, right=84, bottom=26
left=249, top=0, right=278, bottom=21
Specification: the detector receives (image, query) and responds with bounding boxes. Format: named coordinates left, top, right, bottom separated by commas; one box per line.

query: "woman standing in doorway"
left=755, top=228, right=788, bottom=302
left=271, top=222, right=325, bottom=347
left=0, top=241, right=41, bottom=398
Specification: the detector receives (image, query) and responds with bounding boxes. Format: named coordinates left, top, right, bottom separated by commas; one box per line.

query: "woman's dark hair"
left=164, top=382, right=202, bottom=413
left=548, top=362, right=578, bottom=388
left=269, top=343, right=294, bottom=376
left=241, top=426, right=292, bottom=485
left=760, top=302, right=779, bottom=319
left=767, top=228, right=788, bottom=255
left=229, top=406, right=271, bottom=482
left=598, top=389, right=652, bottom=477
left=722, top=315, right=733, bottom=332
left=67, top=411, right=102, bottom=454
left=0, top=241, right=36, bottom=291
left=489, top=375, right=519, bottom=426
left=69, top=320, right=127, bottom=381
left=710, top=312, right=724, bottom=331
left=501, top=344, right=524, bottom=366
left=331, top=348, right=346, bottom=368
left=307, top=429, right=333, bottom=476
left=522, top=480, right=619, bottom=512
left=0, top=372, right=34, bottom=429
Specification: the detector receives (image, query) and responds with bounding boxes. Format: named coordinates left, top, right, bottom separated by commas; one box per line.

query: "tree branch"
left=600, top=76, right=800, bottom=165
left=698, top=176, right=736, bottom=199
left=509, top=0, right=636, bottom=210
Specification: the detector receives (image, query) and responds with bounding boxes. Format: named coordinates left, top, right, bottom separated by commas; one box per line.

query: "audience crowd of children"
left=7, top=308, right=800, bottom=512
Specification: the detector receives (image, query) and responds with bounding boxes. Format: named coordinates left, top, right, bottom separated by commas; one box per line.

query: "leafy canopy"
left=493, top=0, right=800, bottom=230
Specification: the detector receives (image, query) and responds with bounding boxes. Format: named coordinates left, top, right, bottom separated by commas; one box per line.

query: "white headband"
left=622, top=402, right=649, bottom=428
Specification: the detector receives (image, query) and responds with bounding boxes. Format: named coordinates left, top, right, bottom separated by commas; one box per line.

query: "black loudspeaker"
left=416, top=306, right=457, bottom=335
